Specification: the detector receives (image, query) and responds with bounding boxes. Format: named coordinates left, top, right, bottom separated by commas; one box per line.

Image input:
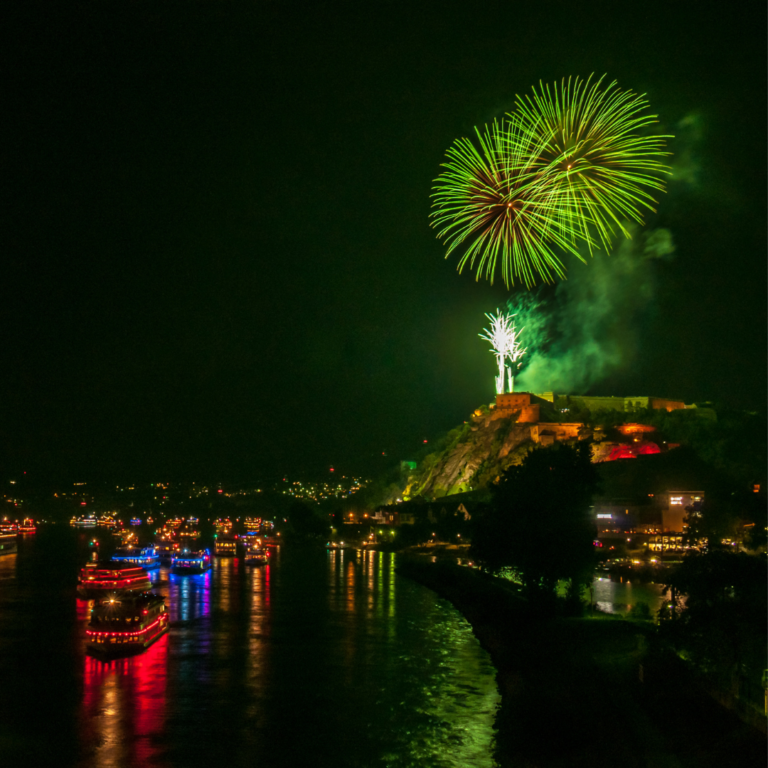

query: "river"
left=0, top=529, right=502, bottom=768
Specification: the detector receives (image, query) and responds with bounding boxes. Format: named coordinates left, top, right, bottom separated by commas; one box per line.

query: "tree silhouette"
left=470, top=442, right=599, bottom=607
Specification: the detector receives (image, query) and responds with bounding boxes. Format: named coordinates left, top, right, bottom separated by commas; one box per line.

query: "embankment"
left=397, top=558, right=766, bottom=768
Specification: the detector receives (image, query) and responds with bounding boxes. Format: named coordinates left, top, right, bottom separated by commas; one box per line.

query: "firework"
left=513, top=74, right=672, bottom=252
left=480, top=310, right=526, bottom=394
left=431, top=75, right=671, bottom=287
left=431, top=118, right=591, bottom=288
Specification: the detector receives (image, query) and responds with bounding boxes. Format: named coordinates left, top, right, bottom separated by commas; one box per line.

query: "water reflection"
left=2, top=532, right=500, bottom=768
left=168, top=569, right=212, bottom=624
left=80, top=635, right=169, bottom=767
left=590, top=575, right=669, bottom=615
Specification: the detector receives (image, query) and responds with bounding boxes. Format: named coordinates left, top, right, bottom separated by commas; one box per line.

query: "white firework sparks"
left=480, top=310, right=527, bottom=394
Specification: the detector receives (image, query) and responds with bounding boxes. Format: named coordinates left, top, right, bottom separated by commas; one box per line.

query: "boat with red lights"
left=0, top=521, right=17, bottom=556
left=111, top=546, right=161, bottom=570
left=86, top=592, right=169, bottom=657
left=155, top=540, right=180, bottom=565
left=244, top=547, right=269, bottom=566
left=171, top=548, right=212, bottom=574
left=18, top=518, right=36, bottom=534
left=77, top=561, right=153, bottom=599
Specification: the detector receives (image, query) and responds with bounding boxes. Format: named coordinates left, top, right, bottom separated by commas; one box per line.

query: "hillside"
left=378, top=395, right=766, bottom=505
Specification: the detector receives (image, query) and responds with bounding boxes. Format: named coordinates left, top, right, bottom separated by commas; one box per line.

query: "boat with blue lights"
left=77, top=561, right=153, bottom=599
left=171, top=548, right=212, bottom=574
left=111, top=546, right=161, bottom=570
left=86, top=592, right=169, bottom=657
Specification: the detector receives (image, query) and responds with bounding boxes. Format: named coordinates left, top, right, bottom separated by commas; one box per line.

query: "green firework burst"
left=513, top=74, right=672, bottom=252
left=431, top=75, right=672, bottom=288
left=431, top=118, right=593, bottom=288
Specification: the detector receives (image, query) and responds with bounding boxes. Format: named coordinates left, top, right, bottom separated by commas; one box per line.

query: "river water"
left=0, top=529, right=501, bottom=768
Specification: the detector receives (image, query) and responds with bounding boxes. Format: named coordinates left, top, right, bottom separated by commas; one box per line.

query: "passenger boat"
left=70, top=515, right=97, bottom=527
left=129, top=517, right=142, bottom=526
left=86, top=592, right=169, bottom=657
left=244, top=547, right=269, bottom=566
left=0, top=522, right=17, bottom=555
left=214, top=537, right=237, bottom=557
left=111, top=546, right=161, bottom=570
left=177, top=525, right=200, bottom=543
left=171, top=549, right=212, bottom=575
left=154, top=541, right=180, bottom=565
left=214, top=518, right=233, bottom=534
left=97, top=515, right=117, bottom=529
left=18, top=518, right=36, bottom=534
left=77, top=561, right=152, bottom=599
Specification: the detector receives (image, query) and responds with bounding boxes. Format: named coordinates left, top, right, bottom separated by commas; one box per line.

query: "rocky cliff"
left=404, top=403, right=593, bottom=499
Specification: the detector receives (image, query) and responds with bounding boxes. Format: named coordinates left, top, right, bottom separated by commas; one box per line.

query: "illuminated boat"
left=171, top=548, right=212, bottom=575
left=214, top=518, right=233, bottom=534
left=86, top=592, right=169, bottom=657
left=77, top=562, right=152, bottom=599
left=97, top=515, right=117, bottom=528
left=214, top=537, right=237, bottom=557
left=111, top=546, right=161, bottom=570
left=129, top=518, right=142, bottom=526
left=18, top=518, right=36, bottom=534
left=244, top=517, right=261, bottom=532
left=177, top=525, right=200, bottom=542
left=70, top=515, right=97, bottom=527
left=0, top=522, right=17, bottom=555
left=244, top=547, right=269, bottom=566
left=154, top=540, right=180, bottom=565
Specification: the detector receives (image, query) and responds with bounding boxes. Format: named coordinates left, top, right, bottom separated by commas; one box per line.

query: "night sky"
left=1, top=1, right=765, bottom=482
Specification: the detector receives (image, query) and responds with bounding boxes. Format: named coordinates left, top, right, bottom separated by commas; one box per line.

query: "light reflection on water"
left=590, top=575, right=669, bottom=615
left=0, top=534, right=500, bottom=768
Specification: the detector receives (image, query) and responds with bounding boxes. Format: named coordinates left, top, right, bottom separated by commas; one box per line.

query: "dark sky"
left=1, top=1, right=765, bottom=482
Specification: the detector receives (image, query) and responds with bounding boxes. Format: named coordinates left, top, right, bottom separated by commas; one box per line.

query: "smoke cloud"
left=513, top=226, right=675, bottom=394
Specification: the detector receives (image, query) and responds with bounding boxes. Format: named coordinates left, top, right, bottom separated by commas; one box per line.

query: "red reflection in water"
left=263, top=564, right=271, bottom=607
left=81, top=636, right=168, bottom=767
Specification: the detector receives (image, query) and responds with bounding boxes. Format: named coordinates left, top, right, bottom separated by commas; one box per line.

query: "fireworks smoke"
left=515, top=226, right=675, bottom=394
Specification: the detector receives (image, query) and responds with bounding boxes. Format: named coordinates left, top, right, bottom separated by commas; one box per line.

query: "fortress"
left=488, top=392, right=692, bottom=449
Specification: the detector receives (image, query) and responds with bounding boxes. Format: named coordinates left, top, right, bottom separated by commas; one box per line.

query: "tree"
left=660, top=551, right=767, bottom=689
left=283, top=500, right=328, bottom=539
left=470, top=441, right=599, bottom=607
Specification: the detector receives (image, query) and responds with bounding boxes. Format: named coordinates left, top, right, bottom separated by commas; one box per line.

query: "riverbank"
left=397, top=558, right=766, bottom=768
